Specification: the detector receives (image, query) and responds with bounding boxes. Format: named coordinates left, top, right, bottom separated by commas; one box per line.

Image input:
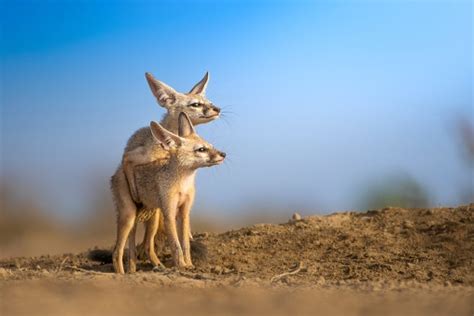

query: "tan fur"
left=123, top=72, right=220, bottom=203
left=123, top=72, right=220, bottom=260
left=112, top=113, right=225, bottom=274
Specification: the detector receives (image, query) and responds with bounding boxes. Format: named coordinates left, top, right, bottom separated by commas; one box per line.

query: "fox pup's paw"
left=152, top=262, right=166, bottom=272
left=182, top=262, right=195, bottom=271
left=129, top=262, right=137, bottom=274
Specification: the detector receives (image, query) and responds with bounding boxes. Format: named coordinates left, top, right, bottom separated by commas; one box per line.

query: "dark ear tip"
left=150, top=121, right=159, bottom=128
left=145, top=72, right=153, bottom=79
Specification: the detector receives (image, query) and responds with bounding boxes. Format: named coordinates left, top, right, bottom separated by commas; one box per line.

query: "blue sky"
left=1, top=0, right=472, bottom=218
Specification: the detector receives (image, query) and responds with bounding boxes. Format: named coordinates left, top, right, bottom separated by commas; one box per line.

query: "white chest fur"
left=177, top=172, right=196, bottom=205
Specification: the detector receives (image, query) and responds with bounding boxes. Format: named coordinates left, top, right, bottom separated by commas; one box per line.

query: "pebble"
left=372, top=282, right=383, bottom=291
left=317, top=276, right=326, bottom=285
left=211, top=265, right=223, bottom=274
left=294, top=221, right=308, bottom=229
left=292, top=213, right=302, bottom=221
left=0, top=268, right=11, bottom=277
left=336, top=280, right=346, bottom=286
left=222, top=267, right=233, bottom=275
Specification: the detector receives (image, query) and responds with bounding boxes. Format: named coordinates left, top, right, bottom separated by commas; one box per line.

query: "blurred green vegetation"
left=359, top=174, right=430, bottom=210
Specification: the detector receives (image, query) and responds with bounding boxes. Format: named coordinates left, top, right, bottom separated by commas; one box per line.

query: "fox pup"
left=126, top=72, right=220, bottom=259
left=124, top=72, right=220, bottom=204
left=111, top=112, right=225, bottom=274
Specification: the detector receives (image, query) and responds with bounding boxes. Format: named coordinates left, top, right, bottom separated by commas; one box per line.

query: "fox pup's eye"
left=189, top=103, right=201, bottom=108
left=196, top=147, right=208, bottom=153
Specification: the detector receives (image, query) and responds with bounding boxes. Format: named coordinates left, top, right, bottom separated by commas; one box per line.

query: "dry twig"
left=64, top=265, right=108, bottom=275
left=56, top=257, right=69, bottom=273
left=271, top=262, right=305, bottom=283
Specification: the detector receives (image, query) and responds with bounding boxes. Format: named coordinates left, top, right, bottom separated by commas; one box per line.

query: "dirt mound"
left=1, top=205, right=473, bottom=315
left=200, top=204, right=473, bottom=285
left=1, top=204, right=473, bottom=285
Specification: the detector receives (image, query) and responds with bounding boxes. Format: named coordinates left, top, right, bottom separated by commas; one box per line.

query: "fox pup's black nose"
left=219, top=151, right=226, bottom=158
left=212, top=105, right=220, bottom=114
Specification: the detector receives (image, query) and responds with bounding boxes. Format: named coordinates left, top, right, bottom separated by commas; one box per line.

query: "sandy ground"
left=1, top=204, right=473, bottom=315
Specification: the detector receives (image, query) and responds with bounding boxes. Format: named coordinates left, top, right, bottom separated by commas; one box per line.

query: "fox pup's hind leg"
left=112, top=181, right=138, bottom=274
left=144, top=210, right=166, bottom=271
left=128, top=220, right=138, bottom=273
left=123, top=146, right=153, bottom=203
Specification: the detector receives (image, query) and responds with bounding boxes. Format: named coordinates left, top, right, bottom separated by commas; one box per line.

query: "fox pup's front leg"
left=178, top=193, right=195, bottom=268
left=123, top=146, right=153, bottom=203
left=162, top=197, right=186, bottom=268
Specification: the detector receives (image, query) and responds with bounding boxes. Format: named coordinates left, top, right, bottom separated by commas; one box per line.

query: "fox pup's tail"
left=88, top=249, right=114, bottom=264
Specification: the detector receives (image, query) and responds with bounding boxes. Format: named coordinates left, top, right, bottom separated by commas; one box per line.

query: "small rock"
left=229, top=263, right=240, bottom=272
left=0, top=268, right=11, bottom=277
left=253, top=223, right=269, bottom=228
left=245, top=230, right=256, bottom=236
left=372, top=282, right=383, bottom=291
left=294, top=221, right=308, bottom=229
left=292, top=213, right=302, bottom=221
left=317, top=276, right=326, bottom=285
left=194, top=232, right=209, bottom=239
left=336, top=280, right=346, bottom=286
left=222, top=267, right=233, bottom=275
left=211, top=265, right=223, bottom=274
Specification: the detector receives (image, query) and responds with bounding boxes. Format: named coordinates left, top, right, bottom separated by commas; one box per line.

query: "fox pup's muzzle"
left=210, top=150, right=226, bottom=164
left=203, top=105, right=220, bottom=119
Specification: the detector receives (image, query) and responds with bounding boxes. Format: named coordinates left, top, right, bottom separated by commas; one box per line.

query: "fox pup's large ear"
left=145, top=72, right=179, bottom=108
left=150, top=121, right=182, bottom=150
left=178, top=112, right=196, bottom=137
left=188, top=72, right=209, bottom=96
